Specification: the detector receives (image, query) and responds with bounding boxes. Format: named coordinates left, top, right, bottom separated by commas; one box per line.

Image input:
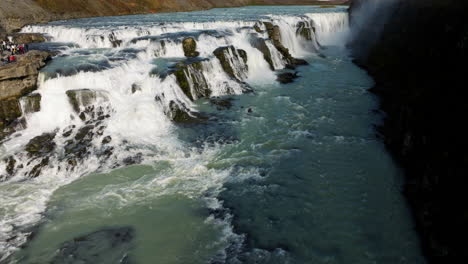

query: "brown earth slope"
left=0, top=0, right=348, bottom=33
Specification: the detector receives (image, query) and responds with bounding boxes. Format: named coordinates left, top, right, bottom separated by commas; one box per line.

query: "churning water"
left=0, top=6, right=425, bottom=264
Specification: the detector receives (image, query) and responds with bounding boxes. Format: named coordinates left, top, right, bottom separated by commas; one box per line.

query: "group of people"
left=1, top=40, right=29, bottom=64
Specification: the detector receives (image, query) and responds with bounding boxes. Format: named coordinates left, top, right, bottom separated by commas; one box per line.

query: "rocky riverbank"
left=0, top=49, right=52, bottom=141
left=349, top=0, right=468, bottom=262
left=0, top=0, right=348, bottom=33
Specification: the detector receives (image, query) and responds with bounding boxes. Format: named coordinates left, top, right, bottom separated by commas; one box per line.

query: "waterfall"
left=306, top=12, right=350, bottom=46
left=0, top=9, right=350, bottom=261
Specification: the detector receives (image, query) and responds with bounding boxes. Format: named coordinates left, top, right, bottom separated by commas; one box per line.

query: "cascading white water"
left=0, top=9, right=350, bottom=261
left=306, top=12, right=350, bottom=46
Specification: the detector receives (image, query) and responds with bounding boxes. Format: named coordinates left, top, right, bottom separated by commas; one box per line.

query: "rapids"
left=0, top=6, right=425, bottom=264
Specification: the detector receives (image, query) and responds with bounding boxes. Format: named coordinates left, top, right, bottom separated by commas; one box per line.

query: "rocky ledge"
left=350, top=0, right=468, bottom=262
left=0, top=50, right=52, bottom=141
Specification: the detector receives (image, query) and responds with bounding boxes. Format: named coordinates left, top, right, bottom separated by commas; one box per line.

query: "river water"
left=0, top=6, right=425, bottom=264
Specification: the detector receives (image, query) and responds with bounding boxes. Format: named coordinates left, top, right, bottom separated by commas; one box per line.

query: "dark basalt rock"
left=66, top=89, right=98, bottom=113
left=250, top=36, right=275, bottom=70
left=263, top=22, right=309, bottom=68
left=51, top=226, right=135, bottom=264
left=5, top=156, right=16, bottom=175
left=296, top=21, right=314, bottom=41
left=182, top=37, right=200, bottom=57
left=66, top=89, right=109, bottom=121
left=102, top=135, right=112, bottom=144
left=21, top=93, right=41, bottom=114
left=29, top=157, right=50, bottom=178
left=0, top=98, right=22, bottom=130
left=123, top=153, right=143, bottom=166
left=25, top=132, right=56, bottom=156
left=253, top=23, right=263, bottom=33
left=172, top=61, right=211, bottom=100
left=166, top=100, right=205, bottom=123
left=210, top=97, right=234, bottom=110
left=276, top=71, right=299, bottom=84
left=213, top=46, right=248, bottom=80
left=108, top=32, right=122, bottom=48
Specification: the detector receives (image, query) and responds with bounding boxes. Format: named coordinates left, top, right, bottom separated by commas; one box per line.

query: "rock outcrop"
left=172, top=60, right=210, bottom=101
left=0, top=50, right=51, bottom=140
left=213, top=46, right=248, bottom=81
left=350, top=0, right=468, bottom=262
left=264, top=22, right=308, bottom=69
left=182, top=37, right=200, bottom=57
left=296, top=21, right=314, bottom=41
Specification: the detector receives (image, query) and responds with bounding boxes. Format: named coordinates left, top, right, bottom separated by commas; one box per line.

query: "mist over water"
left=0, top=5, right=424, bottom=264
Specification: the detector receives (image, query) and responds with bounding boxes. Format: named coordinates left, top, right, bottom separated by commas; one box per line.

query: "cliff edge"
left=350, top=0, right=468, bottom=262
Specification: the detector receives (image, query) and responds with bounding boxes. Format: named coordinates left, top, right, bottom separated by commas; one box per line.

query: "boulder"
left=166, top=100, right=204, bottom=123
left=250, top=36, right=275, bottom=70
left=108, top=32, right=122, bottom=48
left=263, top=22, right=309, bottom=68
left=25, top=132, right=56, bottom=156
left=210, top=97, right=233, bottom=110
left=66, top=89, right=108, bottom=113
left=213, top=46, right=248, bottom=80
left=296, top=21, right=314, bottom=41
left=264, top=22, right=281, bottom=43
left=253, top=23, right=264, bottom=33
left=21, top=93, right=41, bottom=114
left=172, top=61, right=210, bottom=100
left=276, top=71, right=299, bottom=84
left=182, top=37, right=200, bottom=57
left=0, top=98, right=22, bottom=128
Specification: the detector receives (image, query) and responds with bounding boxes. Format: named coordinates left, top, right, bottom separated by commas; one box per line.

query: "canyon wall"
left=350, top=0, right=468, bottom=263
left=0, top=0, right=348, bottom=33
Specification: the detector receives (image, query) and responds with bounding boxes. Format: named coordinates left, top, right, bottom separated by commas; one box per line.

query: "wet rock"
left=131, top=83, right=141, bottom=93
left=0, top=118, right=26, bottom=142
left=74, top=125, right=94, bottom=141
left=21, top=93, right=41, bottom=114
left=253, top=23, right=264, bottom=33
left=102, top=135, right=112, bottom=144
left=285, top=58, right=308, bottom=70
left=182, top=37, right=200, bottom=57
left=172, top=61, right=210, bottom=100
left=66, top=89, right=109, bottom=121
left=213, top=46, right=248, bottom=80
left=296, top=21, right=314, bottom=41
left=0, top=98, right=22, bottom=129
left=250, top=36, right=275, bottom=70
left=166, top=100, right=205, bottom=123
left=263, top=22, right=308, bottom=68
left=5, top=156, right=16, bottom=175
left=51, top=227, right=134, bottom=264
left=123, top=153, right=143, bottom=166
left=276, top=71, right=299, bottom=84
left=66, top=89, right=98, bottom=113
left=25, top=132, right=56, bottom=156
left=210, top=97, right=234, bottom=110
left=108, top=32, right=122, bottom=48
left=29, top=157, right=49, bottom=178
left=264, top=22, right=281, bottom=43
